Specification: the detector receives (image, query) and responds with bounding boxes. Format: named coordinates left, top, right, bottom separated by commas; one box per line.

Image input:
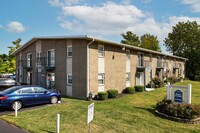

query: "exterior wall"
left=14, top=37, right=187, bottom=99
left=89, top=42, right=98, bottom=94
left=104, top=44, right=126, bottom=92
left=72, top=40, right=88, bottom=99
left=41, top=39, right=67, bottom=95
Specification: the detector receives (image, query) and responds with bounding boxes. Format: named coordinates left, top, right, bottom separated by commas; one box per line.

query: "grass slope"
left=1, top=80, right=200, bottom=133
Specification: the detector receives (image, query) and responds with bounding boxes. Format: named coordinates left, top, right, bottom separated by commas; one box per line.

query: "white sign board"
left=87, top=103, right=94, bottom=124
left=167, top=82, right=192, bottom=104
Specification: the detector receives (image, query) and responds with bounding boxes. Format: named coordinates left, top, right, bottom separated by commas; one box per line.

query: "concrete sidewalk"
left=0, top=120, right=29, bottom=133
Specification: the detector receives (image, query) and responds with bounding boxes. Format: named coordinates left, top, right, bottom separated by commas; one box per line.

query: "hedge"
left=134, top=85, right=144, bottom=92
left=107, top=89, right=118, bottom=98
left=123, top=87, right=135, bottom=94
left=98, top=91, right=108, bottom=100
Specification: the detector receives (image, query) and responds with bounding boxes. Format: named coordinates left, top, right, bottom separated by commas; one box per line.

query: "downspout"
left=87, top=38, right=95, bottom=98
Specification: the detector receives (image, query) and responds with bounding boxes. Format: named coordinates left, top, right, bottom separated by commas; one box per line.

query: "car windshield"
left=2, top=86, right=20, bottom=94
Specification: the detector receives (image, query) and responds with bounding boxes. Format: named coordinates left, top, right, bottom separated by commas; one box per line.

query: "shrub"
left=146, top=82, right=155, bottom=88
left=134, top=85, right=144, bottom=92
left=156, top=97, right=200, bottom=119
left=107, top=89, right=118, bottom=98
left=98, top=91, right=108, bottom=100
left=153, top=77, right=164, bottom=88
left=123, top=87, right=135, bottom=94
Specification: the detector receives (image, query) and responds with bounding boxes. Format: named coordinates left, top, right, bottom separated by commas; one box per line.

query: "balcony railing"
left=18, top=57, right=55, bottom=69
left=137, top=60, right=152, bottom=68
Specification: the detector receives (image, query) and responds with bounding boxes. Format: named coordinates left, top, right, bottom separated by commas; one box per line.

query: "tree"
left=140, top=34, right=161, bottom=52
left=164, top=21, right=200, bottom=79
left=121, top=31, right=140, bottom=46
left=121, top=31, right=161, bottom=52
left=0, top=38, right=21, bottom=74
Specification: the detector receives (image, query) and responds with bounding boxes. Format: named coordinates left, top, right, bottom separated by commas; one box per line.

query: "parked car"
left=0, top=86, right=61, bottom=110
left=0, top=78, right=16, bottom=87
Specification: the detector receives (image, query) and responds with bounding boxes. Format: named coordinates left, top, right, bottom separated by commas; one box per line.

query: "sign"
left=174, top=90, right=183, bottom=103
left=167, top=82, right=192, bottom=104
left=87, top=103, right=94, bottom=124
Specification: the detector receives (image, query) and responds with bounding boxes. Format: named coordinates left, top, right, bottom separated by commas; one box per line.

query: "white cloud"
left=49, top=1, right=200, bottom=54
left=6, top=21, right=26, bottom=33
left=48, top=0, right=80, bottom=6
left=181, top=0, right=200, bottom=13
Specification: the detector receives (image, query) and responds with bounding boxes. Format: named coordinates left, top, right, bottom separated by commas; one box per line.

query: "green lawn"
left=1, top=80, right=200, bottom=133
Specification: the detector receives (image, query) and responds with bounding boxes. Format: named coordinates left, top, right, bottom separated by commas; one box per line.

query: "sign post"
left=87, top=103, right=94, bottom=133
left=15, top=102, right=18, bottom=117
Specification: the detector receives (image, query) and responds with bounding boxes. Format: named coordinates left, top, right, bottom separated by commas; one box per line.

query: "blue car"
left=0, top=86, right=61, bottom=110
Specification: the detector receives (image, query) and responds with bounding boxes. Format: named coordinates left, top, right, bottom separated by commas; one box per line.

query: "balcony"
left=137, top=60, right=152, bottom=69
left=36, top=57, right=55, bottom=69
left=157, top=61, right=168, bottom=69
left=18, top=60, right=33, bottom=70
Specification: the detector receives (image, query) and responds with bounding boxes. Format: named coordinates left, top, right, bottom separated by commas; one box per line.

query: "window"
left=27, top=53, right=32, bottom=67
left=34, top=87, right=47, bottom=93
left=126, top=72, right=130, bottom=82
left=67, top=46, right=72, bottom=57
left=47, top=49, right=55, bottom=67
left=21, top=88, right=33, bottom=94
left=157, top=56, right=161, bottom=67
left=67, top=74, right=72, bottom=85
left=98, top=45, right=104, bottom=57
left=36, top=52, right=41, bottom=66
left=98, top=73, right=104, bottom=85
left=126, top=50, right=130, bottom=60
left=138, top=53, right=144, bottom=67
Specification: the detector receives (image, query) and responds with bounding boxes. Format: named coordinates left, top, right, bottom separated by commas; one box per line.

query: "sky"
left=0, top=0, right=200, bottom=54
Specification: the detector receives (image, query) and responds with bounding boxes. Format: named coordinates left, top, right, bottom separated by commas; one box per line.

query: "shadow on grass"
left=42, top=129, right=54, bottom=133
left=134, top=106, right=157, bottom=115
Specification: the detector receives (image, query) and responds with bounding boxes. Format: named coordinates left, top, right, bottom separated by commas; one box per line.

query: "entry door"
left=27, top=72, right=32, bottom=85
left=139, top=72, right=144, bottom=85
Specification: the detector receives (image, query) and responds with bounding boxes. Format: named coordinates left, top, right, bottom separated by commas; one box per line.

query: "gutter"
left=86, top=38, right=95, bottom=98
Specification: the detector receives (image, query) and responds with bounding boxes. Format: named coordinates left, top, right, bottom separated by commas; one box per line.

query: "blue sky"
left=0, top=0, right=200, bottom=54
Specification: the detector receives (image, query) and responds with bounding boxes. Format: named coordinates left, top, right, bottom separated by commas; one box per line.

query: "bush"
left=98, top=91, right=108, bottom=100
left=146, top=82, right=155, bottom=88
left=123, top=87, right=135, bottom=94
left=156, top=97, right=200, bottom=119
left=107, top=89, right=118, bottom=98
left=153, top=77, right=164, bottom=88
left=134, top=85, right=144, bottom=92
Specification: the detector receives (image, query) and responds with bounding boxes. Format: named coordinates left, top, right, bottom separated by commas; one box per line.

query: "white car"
left=0, top=78, right=16, bottom=87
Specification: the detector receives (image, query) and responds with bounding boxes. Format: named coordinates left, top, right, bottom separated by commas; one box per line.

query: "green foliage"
left=121, top=31, right=161, bottom=52
left=0, top=38, right=21, bottom=74
left=164, top=21, right=200, bottom=79
left=107, top=89, right=118, bottom=98
left=156, top=98, right=200, bottom=119
left=123, top=87, right=135, bottom=94
left=134, top=85, right=144, bottom=92
left=98, top=91, right=108, bottom=100
left=140, top=34, right=161, bottom=52
left=121, top=31, right=140, bottom=46
left=152, top=76, right=164, bottom=88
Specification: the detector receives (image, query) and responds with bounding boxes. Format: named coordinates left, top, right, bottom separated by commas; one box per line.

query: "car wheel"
left=11, top=101, right=22, bottom=110
left=51, top=96, right=58, bottom=104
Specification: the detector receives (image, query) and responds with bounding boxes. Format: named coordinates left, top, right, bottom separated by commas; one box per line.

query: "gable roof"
left=11, top=35, right=188, bottom=61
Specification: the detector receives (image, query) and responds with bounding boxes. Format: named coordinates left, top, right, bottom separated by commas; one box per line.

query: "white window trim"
left=98, top=45, right=104, bottom=57
left=47, top=49, right=55, bottom=67
left=126, top=50, right=130, bottom=60
left=67, top=73, right=72, bottom=85
left=98, top=73, right=104, bottom=85
left=27, top=53, right=32, bottom=67
left=126, top=72, right=130, bottom=82
left=67, top=45, right=72, bottom=57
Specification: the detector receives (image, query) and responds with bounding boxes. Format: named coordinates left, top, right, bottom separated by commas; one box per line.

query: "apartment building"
left=12, top=35, right=187, bottom=99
